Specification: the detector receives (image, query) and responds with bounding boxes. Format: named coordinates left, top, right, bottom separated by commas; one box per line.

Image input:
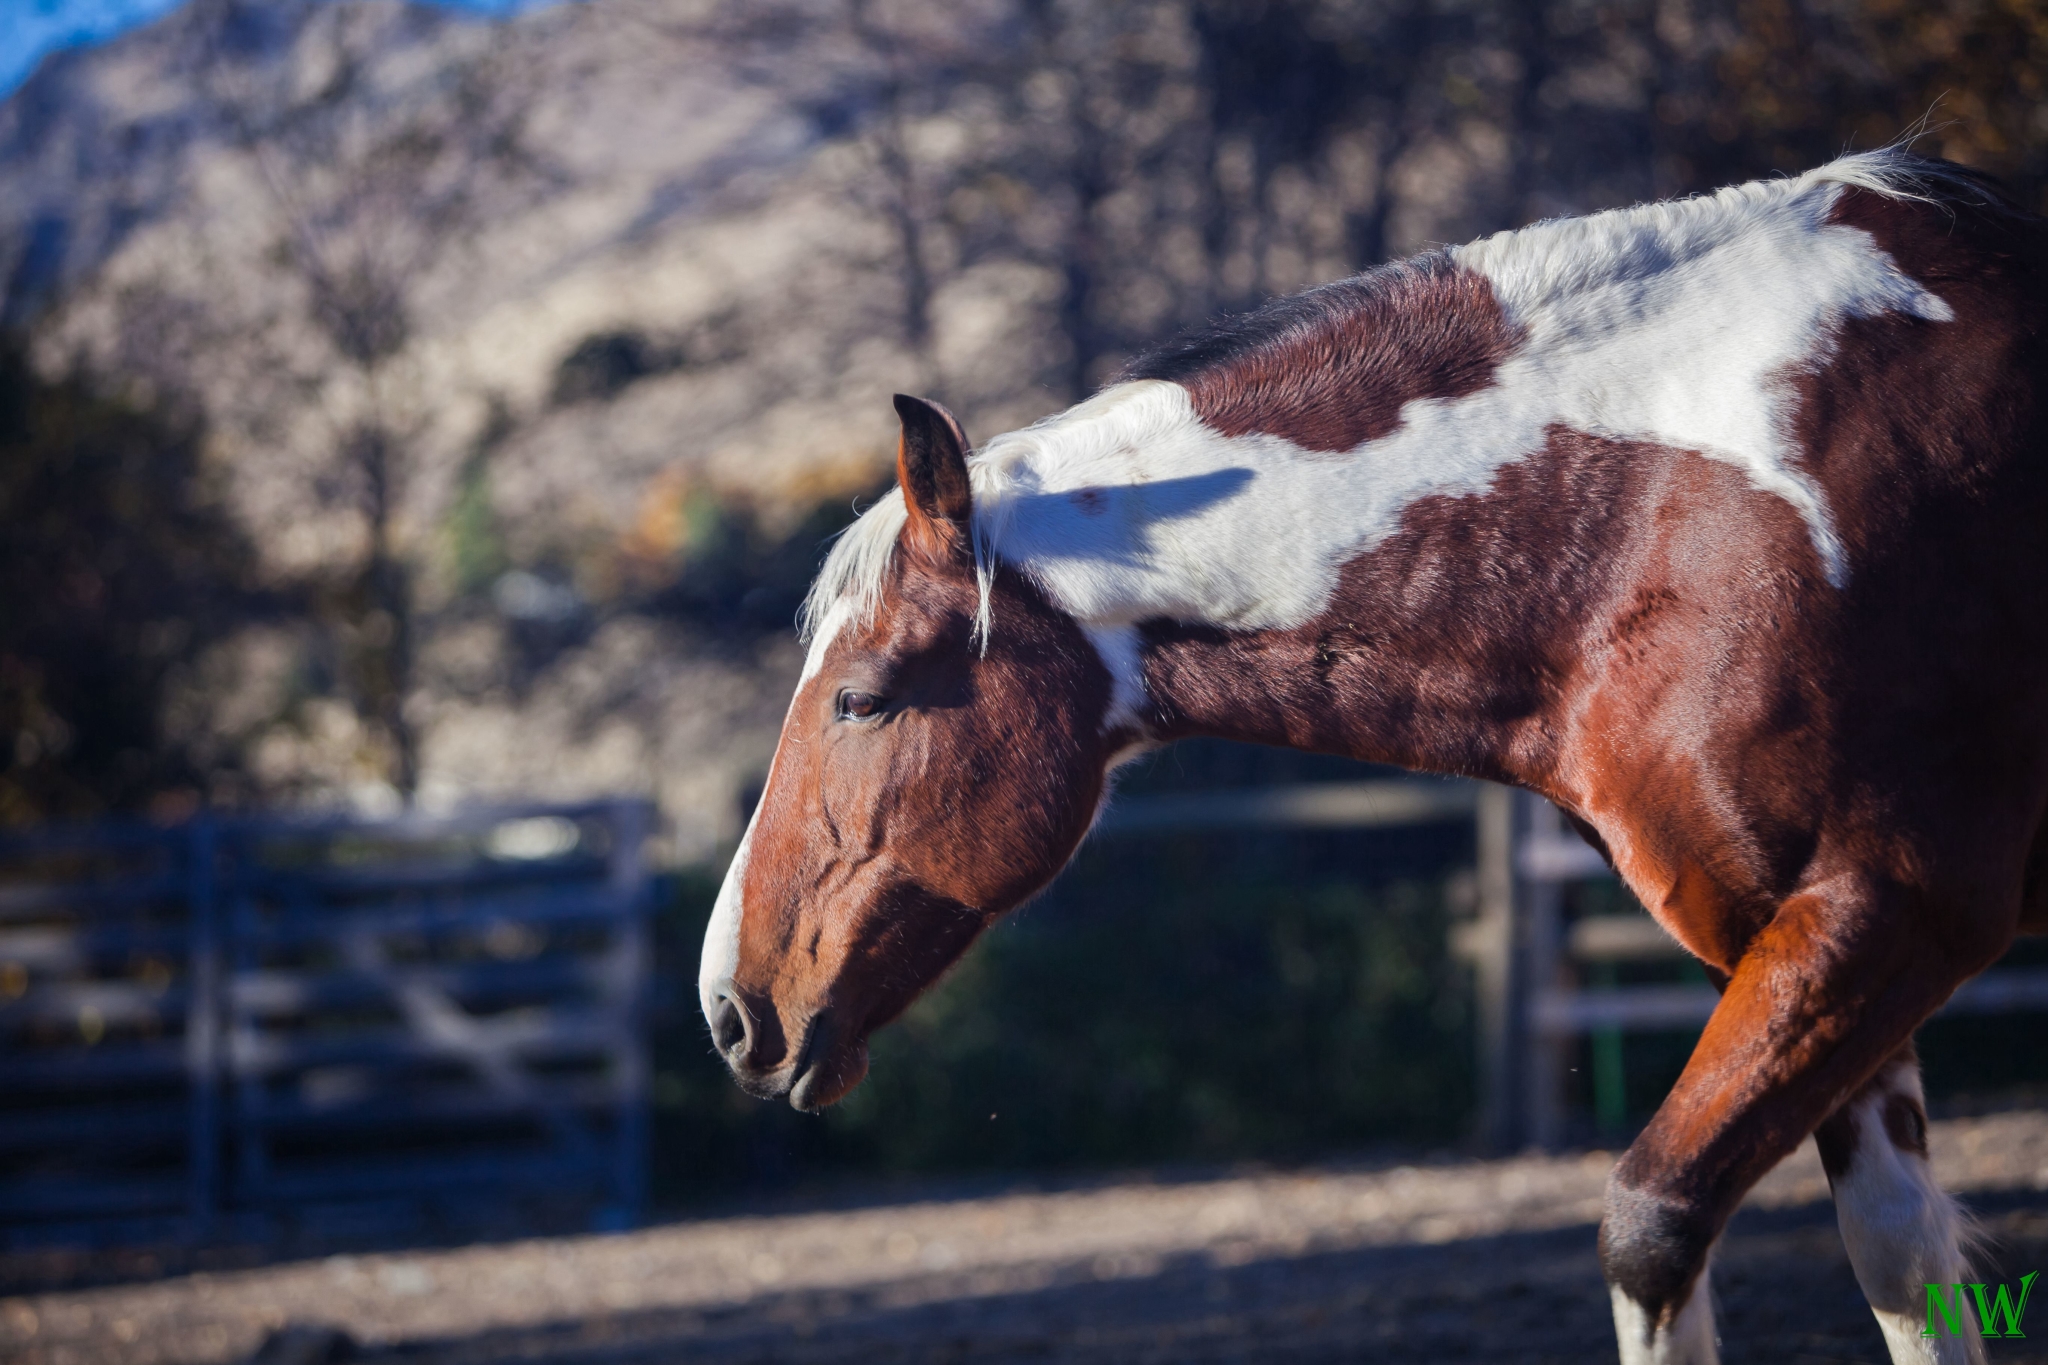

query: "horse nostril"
left=709, top=991, right=749, bottom=1060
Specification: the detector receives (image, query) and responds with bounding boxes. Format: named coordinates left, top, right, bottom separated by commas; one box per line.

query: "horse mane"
left=799, top=147, right=2007, bottom=646
left=801, top=486, right=911, bottom=642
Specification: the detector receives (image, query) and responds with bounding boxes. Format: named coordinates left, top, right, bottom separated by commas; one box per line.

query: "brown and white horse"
left=700, top=150, right=2047, bottom=1365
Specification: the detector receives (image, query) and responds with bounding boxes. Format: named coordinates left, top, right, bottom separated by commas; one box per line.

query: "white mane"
left=802, top=148, right=1973, bottom=684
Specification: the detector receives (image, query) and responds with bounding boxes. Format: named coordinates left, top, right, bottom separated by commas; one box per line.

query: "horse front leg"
left=1816, top=1044, right=1985, bottom=1364
left=1597, top=872, right=2000, bottom=1365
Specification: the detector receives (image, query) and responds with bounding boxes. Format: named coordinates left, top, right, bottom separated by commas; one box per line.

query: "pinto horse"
left=699, top=150, right=2046, bottom=1364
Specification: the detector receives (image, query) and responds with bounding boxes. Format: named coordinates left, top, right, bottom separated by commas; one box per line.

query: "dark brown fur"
left=1124, top=254, right=1522, bottom=451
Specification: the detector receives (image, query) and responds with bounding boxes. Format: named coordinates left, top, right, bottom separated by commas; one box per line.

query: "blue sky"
left=0, top=0, right=564, bottom=97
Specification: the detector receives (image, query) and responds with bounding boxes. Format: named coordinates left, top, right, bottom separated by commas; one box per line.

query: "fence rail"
left=0, top=801, right=652, bottom=1247
left=1475, top=789, right=2048, bottom=1147
left=1104, top=778, right=2048, bottom=1150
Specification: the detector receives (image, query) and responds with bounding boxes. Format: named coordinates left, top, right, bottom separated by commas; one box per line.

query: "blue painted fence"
left=0, top=801, right=653, bottom=1248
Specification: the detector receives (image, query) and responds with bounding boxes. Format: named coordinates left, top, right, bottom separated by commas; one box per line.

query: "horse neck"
left=1128, top=429, right=1638, bottom=788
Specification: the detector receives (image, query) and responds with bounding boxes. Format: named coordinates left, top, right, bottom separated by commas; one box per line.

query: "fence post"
left=1472, top=784, right=1521, bottom=1150
left=184, top=815, right=220, bottom=1239
left=1520, top=793, right=1571, bottom=1150
left=605, top=800, right=652, bottom=1229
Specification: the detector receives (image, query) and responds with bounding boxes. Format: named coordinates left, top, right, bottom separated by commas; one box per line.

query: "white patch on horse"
left=971, top=165, right=1947, bottom=628
left=801, top=151, right=1957, bottom=698
left=1610, top=1273, right=1719, bottom=1365
left=1451, top=157, right=1951, bottom=588
left=1827, top=1066, right=1985, bottom=1365
left=1081, top=622, right=1147, bottom=729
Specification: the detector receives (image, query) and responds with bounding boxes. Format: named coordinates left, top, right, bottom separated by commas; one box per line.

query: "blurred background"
left=3, top=0, right=2048, bottom=1294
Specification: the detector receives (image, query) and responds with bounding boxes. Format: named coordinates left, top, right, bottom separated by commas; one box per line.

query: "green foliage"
left=443, top=455, right=507, bottom=595
left=648, top=831, right=1475, bottom=1203
left=840, top=869, right=1473, bottom=1172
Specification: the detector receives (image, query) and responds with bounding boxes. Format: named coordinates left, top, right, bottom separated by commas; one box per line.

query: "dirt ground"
left=5, top=1111, right=2048, bottom=1365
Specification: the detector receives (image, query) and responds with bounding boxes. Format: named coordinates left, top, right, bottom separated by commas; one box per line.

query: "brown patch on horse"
left=1133, top=421, right=1831, bottom=969
left=1556, top=442, right=1847, bottom=970
left=1122, top=255, right=1522, bottom=451
left=1791, top=188, right=2048, bottom=950
left=1602, top=586, right=1682, bottom=668
left=1138, top=424, right=1639, bottom=771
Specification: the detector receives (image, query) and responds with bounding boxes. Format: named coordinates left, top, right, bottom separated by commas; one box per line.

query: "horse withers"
left=699, top=150, right=2047, bottom=1365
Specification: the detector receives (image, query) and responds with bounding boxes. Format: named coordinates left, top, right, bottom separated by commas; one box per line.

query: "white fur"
left=1828, top=1068, right=1986, bottom=1365
left=1452, top=159, right=1950, bottom=587
left=1611, top=1272, right=1719, bottom=1365
left=801, top=150, right=1956, bottom=724
left=1081, top=621, right=1148, bottom=729
left=799, top=599, right=854, bottom=685
left=698, top=819, right=750, bottom=1023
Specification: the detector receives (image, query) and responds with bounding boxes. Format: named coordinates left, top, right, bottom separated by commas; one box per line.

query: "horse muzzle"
left=706, top=984, right=869, bottom=1111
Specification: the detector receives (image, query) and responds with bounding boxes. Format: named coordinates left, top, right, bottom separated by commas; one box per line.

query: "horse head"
left=697, top=395, right=1126, bottom=1110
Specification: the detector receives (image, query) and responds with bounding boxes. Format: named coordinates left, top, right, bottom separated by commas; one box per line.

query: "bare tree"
left=192, top=0, right=555, bottom=801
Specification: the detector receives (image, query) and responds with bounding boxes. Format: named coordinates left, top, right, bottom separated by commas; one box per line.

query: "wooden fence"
left=0, top=801, right=652, bottom=1248
left=1100, top=779, right=2048, bottom=1150
left=1461, top=787, right=2048, bottom=1149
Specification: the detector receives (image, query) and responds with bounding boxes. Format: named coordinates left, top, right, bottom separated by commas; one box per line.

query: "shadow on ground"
left=353, top=1192, right=2048, bottom=1365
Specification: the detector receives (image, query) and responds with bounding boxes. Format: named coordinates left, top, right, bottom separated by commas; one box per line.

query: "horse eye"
left=837, top=690, right=884, bottom=720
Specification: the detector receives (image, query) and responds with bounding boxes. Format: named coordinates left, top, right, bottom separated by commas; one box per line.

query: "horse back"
left=1564, top=186, right=2048, bottom=958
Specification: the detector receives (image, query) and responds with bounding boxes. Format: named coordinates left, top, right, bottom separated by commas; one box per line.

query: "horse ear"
left=893, top=394, right=972, bottom=553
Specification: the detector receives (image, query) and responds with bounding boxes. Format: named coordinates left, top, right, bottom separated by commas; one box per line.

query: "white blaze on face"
left=698, top=599, right=856, bottom=1029
left=797, top=599, right=854, bottom=687
left=698, top=820, right=752, bottom=1024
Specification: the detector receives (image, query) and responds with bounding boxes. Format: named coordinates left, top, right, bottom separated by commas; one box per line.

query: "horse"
left=698, top=148, right=2047, bottom=1365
